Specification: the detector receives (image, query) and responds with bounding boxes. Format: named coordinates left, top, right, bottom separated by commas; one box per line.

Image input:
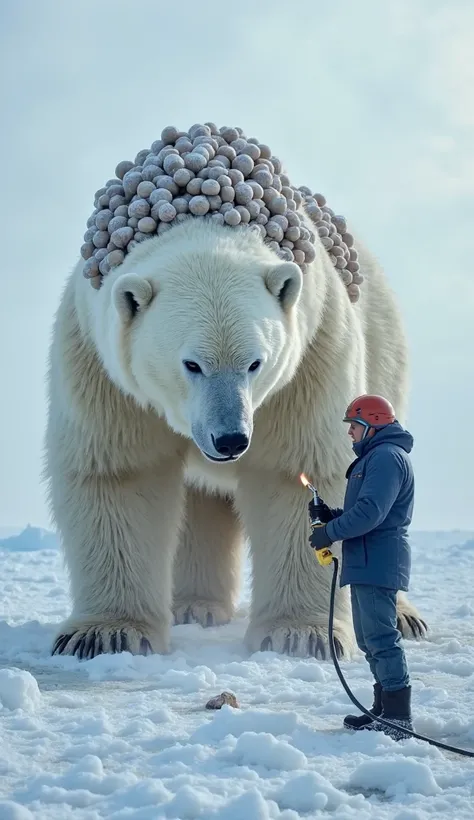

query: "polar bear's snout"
left=212, top=431, right=249, bottom=459
left=199, top=427, right=252, bottom=462
left=189, top=371, right=253, bottom=462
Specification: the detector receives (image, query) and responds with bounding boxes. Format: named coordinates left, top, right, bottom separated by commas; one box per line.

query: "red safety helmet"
left=344, top=394, right=396, bottom=428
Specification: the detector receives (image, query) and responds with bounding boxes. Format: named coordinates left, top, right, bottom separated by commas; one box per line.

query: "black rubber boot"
left=372, top=686, right=413, bottom=741
left=343, top=682, right=382, bottom=731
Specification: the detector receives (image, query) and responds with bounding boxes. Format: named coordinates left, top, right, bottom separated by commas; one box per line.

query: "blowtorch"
left=300, top=473, right=334, bottom=566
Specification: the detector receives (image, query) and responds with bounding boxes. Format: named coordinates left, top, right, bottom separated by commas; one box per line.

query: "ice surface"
left=0, top=530, right=474, bottom=818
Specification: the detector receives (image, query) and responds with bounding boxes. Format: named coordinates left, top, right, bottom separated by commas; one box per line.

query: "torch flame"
left=300, top=473, right=317, bottom=496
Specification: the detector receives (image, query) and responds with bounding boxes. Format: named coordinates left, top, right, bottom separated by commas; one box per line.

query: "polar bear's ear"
left=264, top=261, right=303, bottom=313
left=112, top=273, right=154, bottom=322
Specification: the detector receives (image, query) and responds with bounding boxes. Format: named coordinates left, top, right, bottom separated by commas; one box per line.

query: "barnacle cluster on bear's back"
left=80, top=122, right=363, bottom=302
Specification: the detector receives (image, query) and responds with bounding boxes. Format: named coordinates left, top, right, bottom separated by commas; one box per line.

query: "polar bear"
left=45, top=138, right=427, bottom=661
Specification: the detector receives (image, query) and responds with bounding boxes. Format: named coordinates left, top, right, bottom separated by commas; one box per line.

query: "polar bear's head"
left=103, top=219, right=305, bottom=462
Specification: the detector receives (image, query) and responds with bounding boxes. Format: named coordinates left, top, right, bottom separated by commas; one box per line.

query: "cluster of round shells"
left=80, top=123, right=363, bottom=302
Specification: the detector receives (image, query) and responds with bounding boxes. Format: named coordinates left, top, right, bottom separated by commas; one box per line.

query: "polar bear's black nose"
left=212, top=432, right=249, bottom=458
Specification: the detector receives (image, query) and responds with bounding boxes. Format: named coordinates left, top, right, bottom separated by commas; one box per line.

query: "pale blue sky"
left=0, top=0, right=472, bottom=531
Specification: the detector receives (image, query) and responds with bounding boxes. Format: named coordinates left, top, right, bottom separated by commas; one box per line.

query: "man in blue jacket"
left=309, top=394, right=415, bottom=741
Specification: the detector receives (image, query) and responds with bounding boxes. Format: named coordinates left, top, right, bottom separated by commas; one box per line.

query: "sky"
left=0, top=0, right=472, bottom=532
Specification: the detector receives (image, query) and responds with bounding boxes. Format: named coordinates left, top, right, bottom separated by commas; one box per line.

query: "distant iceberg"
left=0, top=523, right=59, bottom=552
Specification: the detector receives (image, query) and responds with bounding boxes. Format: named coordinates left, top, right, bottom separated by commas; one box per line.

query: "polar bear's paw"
left=397, top=610, right=428, bottom=640
left=245, top=620, right=354, bottom=660
left=173, top=599, right=232, bottom=628
left=51, top=618, right=169, bottom=659
left=396, top=594, right=428, bottom=640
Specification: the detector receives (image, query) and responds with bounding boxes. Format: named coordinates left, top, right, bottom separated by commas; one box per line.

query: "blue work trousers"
left=350, top=584, right=410, bottom=691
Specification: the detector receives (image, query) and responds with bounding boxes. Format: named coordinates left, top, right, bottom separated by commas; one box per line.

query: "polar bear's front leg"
left=51, top=460, right=184, bottom=659
left=235, top=470, right=355, bottom=660
left=173, top=487, right=244, bottom=627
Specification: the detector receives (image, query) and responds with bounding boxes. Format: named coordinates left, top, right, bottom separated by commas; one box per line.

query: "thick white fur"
left=44, top=215, right=427, bottom=660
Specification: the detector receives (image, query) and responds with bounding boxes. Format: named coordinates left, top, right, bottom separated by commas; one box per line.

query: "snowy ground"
left=1, top=531, right=474, bottom=819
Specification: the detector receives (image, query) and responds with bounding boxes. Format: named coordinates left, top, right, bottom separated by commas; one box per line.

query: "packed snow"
left=0, top=527, right=474, bottom=818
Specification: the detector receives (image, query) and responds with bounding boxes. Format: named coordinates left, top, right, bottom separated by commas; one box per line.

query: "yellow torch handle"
left=310, top=522, right=334, bottom=566
left=314, top=547, right=334, bottom=566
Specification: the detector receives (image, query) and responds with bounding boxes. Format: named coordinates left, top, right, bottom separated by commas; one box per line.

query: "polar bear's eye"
left=249, top=360, right=261, bottom=372
left=183, top=360, right=202, bottom=374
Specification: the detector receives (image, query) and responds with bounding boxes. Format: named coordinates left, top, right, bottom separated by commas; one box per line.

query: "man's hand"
left=309, top=524, right=334, bottom=551
left=308, top=499, right=337, bottom=524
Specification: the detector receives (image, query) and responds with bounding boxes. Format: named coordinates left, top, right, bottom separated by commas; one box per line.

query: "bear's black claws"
left=71, top=634, right=86, bottom=658
left=76, top=635, right=88, bottom=660
left=315, top=634, right=326, bottom=660
left=409, top=615, right=426, bottom=638
left=405, top=615, right=416, bottom=636
left=139, top=637, right=153, bottom=655
left=398, top=613, right=427, bottom=639
left=83, top=631, right=97, bottom=660
left=205, top=611, right=214, bottom=627
left=334, top=636, right=344, bottom=659
left=52, top=633, right=72, bottom=655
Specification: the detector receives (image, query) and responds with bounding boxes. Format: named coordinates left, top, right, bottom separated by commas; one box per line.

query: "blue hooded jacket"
left=325, top=421, right=414, bottom=590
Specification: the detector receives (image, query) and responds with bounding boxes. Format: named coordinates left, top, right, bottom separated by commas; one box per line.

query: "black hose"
left=328, top=555, right=474, bottom=757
